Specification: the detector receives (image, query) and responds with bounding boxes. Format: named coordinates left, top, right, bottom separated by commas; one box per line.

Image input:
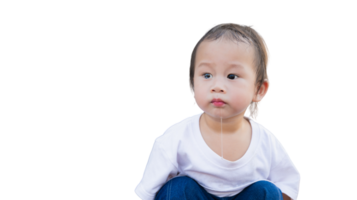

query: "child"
left=135, top=23, right=300, bottom=200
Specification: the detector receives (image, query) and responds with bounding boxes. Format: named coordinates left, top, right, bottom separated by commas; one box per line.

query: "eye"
left=202, top=73, right=238, bottom=80
left=228, top=74, right=238, bottom=79
left=202, top=73, right=209, bottom=77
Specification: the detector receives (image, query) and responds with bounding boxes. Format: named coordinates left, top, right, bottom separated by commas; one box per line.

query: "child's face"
left=193, top=39, right=259, bottom=119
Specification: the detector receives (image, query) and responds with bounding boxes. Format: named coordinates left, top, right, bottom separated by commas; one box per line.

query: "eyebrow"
left=197, top=62, right=244, bottom=69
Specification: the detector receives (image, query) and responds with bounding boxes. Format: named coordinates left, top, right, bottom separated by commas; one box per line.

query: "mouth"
left=211, top=98, right=226, bottom=103
left=211, top=98, right=226, bottom=107
left=212, top=102, right=225, bottom=107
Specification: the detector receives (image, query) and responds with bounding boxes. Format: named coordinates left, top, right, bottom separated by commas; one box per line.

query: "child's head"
left=190, top=23, right=269, bottom=119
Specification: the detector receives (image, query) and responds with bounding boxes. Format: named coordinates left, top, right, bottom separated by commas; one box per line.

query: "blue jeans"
left=155, top=176, right=283, bottom=200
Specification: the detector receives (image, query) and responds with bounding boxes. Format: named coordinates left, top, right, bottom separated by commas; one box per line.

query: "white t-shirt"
left=135, top=113, right=300, bottom=200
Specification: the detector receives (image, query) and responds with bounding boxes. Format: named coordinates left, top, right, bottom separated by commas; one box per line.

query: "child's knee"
left=155, top=176, right=200, bottom=200
left=251, top=180, right=277, bottom=188
left=170, top=176, right=200, bottom=191
left=248, top=180, right=283, bottom=199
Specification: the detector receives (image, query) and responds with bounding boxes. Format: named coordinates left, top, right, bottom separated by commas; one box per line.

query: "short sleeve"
left=268, top=134, right=302, bottom=200
left=135, top=140, right=179, bottom=200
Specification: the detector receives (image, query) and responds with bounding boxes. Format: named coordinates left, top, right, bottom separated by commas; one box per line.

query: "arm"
left=267, top=131, right=302, bottom=200
left=283, top=193, right=291, bottom=200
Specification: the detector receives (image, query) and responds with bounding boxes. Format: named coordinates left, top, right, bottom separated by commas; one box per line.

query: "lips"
left=211, top=98, right=226, bottom=103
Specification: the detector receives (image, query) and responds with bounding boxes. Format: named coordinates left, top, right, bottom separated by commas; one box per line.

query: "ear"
left=252, top=79, right=269, bottom=102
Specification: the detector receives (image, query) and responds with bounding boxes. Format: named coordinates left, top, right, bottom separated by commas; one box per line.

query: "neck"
left=202, top=111, right=247, bottom=135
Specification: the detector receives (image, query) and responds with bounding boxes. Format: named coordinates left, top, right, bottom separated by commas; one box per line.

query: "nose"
left=211, top=81, right=226, bottom=94
left=212, top=89, right=224, bottom=93
left=211, top=87, right=225, bottom=93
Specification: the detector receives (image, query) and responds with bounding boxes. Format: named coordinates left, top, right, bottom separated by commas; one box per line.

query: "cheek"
left=194, top=88, right=206, bottom=102
left=194, top=83, right=204, bottom=99
left=229, top=88, right=254, bottom=107
left=194, top=84, right=209, bottom=105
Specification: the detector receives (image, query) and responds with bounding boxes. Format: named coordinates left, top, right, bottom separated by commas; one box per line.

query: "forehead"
left=195, top=39, right=256, bottom=70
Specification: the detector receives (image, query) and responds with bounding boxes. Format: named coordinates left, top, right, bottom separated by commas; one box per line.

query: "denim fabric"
left=155, top=176, right=283, bottom=200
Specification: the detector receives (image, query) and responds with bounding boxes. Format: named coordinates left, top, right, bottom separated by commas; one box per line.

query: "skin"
left=193, top=38, right=268, bottom=141
left=283, top=193, right=291, bottom=200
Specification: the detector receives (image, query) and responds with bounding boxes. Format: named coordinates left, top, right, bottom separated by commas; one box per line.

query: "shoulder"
left=248, top=118, right=288, bottom=160
left=250, top=119, right=292, bottom=168
left=249, top=118, right=271, bottom=136
left=155, top=113, right=201, bottom=146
